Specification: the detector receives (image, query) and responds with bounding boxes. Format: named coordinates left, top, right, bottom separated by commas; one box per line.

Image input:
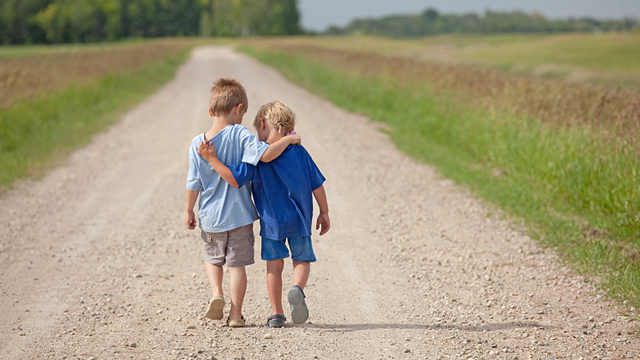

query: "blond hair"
left=254, top=101, right=296, bottom=133
left=209, top=78, right=248, bottom=116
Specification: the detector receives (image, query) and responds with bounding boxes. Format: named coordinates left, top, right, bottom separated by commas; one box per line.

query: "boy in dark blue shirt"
left=198, top=101, right=330, bottom=328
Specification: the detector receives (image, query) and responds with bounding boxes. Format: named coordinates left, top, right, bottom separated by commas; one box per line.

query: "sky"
left=297, top=0, right=640, bottom=32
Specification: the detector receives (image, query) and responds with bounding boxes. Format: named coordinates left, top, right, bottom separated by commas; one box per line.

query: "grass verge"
left=239, top=46, right=640, bottom=311
left=0, top=46, right=192, bottom=188
left=242, top=34, right=640, bottom=88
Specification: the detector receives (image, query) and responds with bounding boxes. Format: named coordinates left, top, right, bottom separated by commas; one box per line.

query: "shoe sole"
left=205, top=296, right=225, bottom=320
left=267, top=319, right=285, bottom=328
left=267, top=314, right=286, bottom=328
left=288, top=287, right=309, bottom=324
left=228, top=319, right=245, bottom=327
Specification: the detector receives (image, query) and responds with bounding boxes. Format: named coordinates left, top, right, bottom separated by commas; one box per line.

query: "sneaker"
left=287, top=285, right=309, bottom=324
left=267, top=314, right=286, bottom=328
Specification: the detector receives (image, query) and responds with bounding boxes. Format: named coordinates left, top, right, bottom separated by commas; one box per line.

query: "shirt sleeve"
left=186, top=142, right=202, bottom=191
left=228, top=162, right=257, bottom=188
left=303, top=148, right=325, bottom=191
left=238, top=127, right=269, bottom=165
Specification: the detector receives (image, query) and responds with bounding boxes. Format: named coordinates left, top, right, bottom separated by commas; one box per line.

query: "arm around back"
left=198, top=141, right=239, bottom=188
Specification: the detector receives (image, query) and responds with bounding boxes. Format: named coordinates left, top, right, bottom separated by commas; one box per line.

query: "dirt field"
left=0, top=46, right=638, bottom=359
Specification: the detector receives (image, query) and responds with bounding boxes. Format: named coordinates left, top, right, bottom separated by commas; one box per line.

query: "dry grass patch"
left=243, top=40, right=640, bottom=147
left=0, top=39, right=197, bottom=110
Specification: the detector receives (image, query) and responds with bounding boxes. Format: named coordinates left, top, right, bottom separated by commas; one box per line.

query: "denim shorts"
left=261, top=236, right=316, bottom=262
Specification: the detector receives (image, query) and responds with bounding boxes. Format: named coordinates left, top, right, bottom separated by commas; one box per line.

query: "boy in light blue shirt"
left=185, top=79, right=300, bottom=327
left=199, top=101, right=330, bottom=328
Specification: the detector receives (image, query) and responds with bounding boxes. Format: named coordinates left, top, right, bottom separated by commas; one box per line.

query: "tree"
left=332, top=7, right=638, bottom=37
left=280, top=0, right=301, bottom=35
left=102, top=0, right=121, bottom=40
left=1, top=0, right=53, bottom=43
left=198, top=0, right=213, bottom=36
left=32, top=2, right=64, bottom=43
left=2, top=0, right=302, bottom=44
left=422, top=8, right=438, bottom=22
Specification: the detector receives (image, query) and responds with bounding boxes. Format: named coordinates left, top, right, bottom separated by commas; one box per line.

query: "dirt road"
left=1, top=46, right=638, bottom=359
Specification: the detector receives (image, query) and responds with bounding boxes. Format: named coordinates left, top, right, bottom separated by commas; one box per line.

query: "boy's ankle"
left=271, top=308, right=284, bottom=316
left=229, top=309, right=243, bottom=320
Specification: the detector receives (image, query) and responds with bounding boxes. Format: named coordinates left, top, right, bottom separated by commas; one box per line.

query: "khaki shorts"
left=201, top=224, right=255, bottom=267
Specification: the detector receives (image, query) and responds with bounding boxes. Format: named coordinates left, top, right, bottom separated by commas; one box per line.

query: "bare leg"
left=205, top=262, right=224, bottom=297
left=266, top=259, right=285, bottom=315
left=228, top=266, right=247, bottom=320
left=289, top=261, right=310, bottom=324
left=292, top=261, right=310, bottom=289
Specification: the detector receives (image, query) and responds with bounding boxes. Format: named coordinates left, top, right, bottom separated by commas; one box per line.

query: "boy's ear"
left=260, top=118, right=267, bottom=130
left=235, top=103, right=244, bottom=114
left=208, top=108, right=213, bottom=117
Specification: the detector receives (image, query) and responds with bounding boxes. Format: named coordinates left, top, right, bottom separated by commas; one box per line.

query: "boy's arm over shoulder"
left=259, top=133, right=302, bottom=162
left=237, top=126, right=269, bottom=165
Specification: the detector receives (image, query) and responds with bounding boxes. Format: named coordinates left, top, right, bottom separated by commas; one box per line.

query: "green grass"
left=0, top=38, right=154, bottom=59
left=247, top=34, right=640, bottom=74
left=464, top=33, right=640, bottom=73
left=240, top=46, right=640, bottom=310
left=0, top=46, right=192, bottom=188
left=245, top=33, right=640, bottom=87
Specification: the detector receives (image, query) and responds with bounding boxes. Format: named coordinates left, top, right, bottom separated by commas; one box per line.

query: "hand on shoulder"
left=287, top=132, right=301, bottom=145
left=198, top=140, right=217, bottom=161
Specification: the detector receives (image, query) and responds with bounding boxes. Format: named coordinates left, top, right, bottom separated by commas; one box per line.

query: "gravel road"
left=0, top=46, right=638, bottom=360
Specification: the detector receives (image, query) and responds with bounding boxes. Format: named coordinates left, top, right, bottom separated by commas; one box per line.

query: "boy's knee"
left=267, top=259, right=284, bottom=270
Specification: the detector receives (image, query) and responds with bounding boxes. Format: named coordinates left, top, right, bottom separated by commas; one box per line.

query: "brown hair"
left=209, top=78, right=248, bottom=116
left=253, top=101, right=296, bottom=133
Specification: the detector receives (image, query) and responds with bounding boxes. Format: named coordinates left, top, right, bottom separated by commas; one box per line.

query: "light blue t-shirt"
left=186, top=125, right=269, bottom=233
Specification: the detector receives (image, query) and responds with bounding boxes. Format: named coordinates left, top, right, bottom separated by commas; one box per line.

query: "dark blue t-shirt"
left=229, top=144, right=325, bottom=240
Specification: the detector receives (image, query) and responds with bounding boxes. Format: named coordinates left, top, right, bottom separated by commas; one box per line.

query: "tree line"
left=326, top=8, right=639, bottom=37
left=0, top=0, right=301, bottom=44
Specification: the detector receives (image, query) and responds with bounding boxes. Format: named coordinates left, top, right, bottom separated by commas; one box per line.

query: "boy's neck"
left=206, top=115, right=235, bottom=140
left=266, top=129, right=288, bottom=144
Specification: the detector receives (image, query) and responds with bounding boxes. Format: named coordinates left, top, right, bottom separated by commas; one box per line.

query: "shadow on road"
left=302, top=321, right=549, bottom=332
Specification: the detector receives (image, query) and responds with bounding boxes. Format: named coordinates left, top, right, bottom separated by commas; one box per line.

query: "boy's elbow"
left=228, top=177, right=240, bottom=188
left=259, top=154, right=274, bottom=163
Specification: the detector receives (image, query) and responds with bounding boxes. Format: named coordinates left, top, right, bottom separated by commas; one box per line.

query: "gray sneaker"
left=267, top=314, right=286, bottom=328
left=287, top=285, right=309, bottom=324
